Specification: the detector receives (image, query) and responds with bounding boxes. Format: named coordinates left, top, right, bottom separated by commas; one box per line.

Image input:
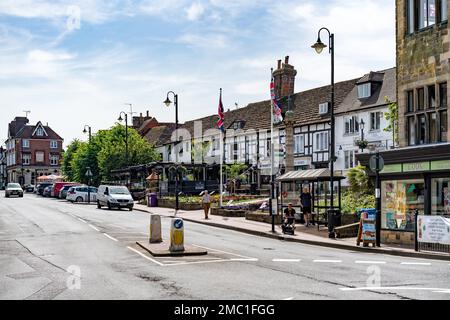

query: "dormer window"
left=319, top=102, right=329, bottom=115
left=36, top=127, right=44, bottom=136
left=231, top=121, right=245, bottom=130
left=357, top=83, right=371, bottom=99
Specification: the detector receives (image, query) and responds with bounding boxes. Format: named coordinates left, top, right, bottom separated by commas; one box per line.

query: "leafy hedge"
left=341, top=191, right=375, bottom=215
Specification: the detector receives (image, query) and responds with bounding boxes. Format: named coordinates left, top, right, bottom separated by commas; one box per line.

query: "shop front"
left=358, top=144, right=450, bottom=245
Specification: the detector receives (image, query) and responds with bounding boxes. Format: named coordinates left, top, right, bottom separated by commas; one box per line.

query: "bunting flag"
left=270, top=78, right=283, bottom=124
left=217, top=88, right=225, bottom=132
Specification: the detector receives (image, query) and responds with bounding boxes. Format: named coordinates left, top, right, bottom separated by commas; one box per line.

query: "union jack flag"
left=271, top=78, right=283, bottom=124
left=217, top=88, right=225, bottom=132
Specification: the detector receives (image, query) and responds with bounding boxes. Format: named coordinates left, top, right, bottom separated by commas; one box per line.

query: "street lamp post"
left=359, top=119, right=366, bottom=152
left=118, top=112, right=130, bottom=189
left=164, top=91, right=180, bottom=214
left=83, top=125, right=92, bottom=143
left=312, top=27, right=336, bottom=238
left=85, top=167, right=93, bottom=205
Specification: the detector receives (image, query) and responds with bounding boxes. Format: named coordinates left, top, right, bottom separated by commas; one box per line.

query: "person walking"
left=300, top=187, right=313, bottom=227
left=202, top=190, right=211, bottom=220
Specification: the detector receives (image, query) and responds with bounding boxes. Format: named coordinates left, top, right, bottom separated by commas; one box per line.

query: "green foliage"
left=341, top=192, right=375, bottom=215
left=384, top=97, right=398, bottom=145
left=61, top=139, right=82, bottom=181
left=224, top=163, right=248, bottom=180
left=62, top=124, right=160, bottom=186
left=343, top=165, right=375, bottom=214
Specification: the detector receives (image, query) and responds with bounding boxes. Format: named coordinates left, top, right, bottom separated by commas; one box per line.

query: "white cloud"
left=186, top=2, right=205, bottom=21
left=28, top=49, right=75, bottom=62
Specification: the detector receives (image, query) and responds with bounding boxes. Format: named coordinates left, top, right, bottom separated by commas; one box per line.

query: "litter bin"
left=327, top=209, right=341, bottom=238
left=148, top=193, right=158, bottom=207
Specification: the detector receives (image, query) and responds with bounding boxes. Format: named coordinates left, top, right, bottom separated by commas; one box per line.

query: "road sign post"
left=170, top=218, right=185, bottom=252
left=370, top=153, right=384, bottom=247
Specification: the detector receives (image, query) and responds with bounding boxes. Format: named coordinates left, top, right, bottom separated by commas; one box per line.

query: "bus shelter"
left=276, top=169, right=345, bottom=229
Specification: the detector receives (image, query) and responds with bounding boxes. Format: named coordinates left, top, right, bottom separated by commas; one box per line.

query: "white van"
left=97, top=185, right=134, bottom=211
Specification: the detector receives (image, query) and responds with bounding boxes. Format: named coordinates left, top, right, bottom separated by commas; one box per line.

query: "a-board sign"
left=357, top=208, right=377, bottom=247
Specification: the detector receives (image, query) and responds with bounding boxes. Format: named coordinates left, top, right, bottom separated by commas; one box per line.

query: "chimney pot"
left=277, top=60, right=281, bottom=69
left=147, top=111, right=149, bottom=117
left=285, top=56, right=289, bottom=64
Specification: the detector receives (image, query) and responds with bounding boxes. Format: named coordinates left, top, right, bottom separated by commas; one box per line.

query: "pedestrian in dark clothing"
left=300, top=188, right=313, bottom=227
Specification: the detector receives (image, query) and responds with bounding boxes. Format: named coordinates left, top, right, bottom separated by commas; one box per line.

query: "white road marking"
left=273, top=259, right=301, bottom=262
left=88, top=224, right=100, bottom=232
left=314, top=260, right=342, bottom=263
left=341, top=287, right=450, bottom=293
left=77, top=218, right=87, bottom=224
left=229, top=258, right=259, bottom=262
left=355, top=261, right=386, bottom=264
left=164, top=259, right=245, bottom=267
left=283, top=297, right=294, bottom=301
left=127, top=246, right=164, bottom=266
left=400, top=262, right=431, bottom=266
left=192, top=244, right=257, bottom=260
left=103, top=233, right=118, bottom=242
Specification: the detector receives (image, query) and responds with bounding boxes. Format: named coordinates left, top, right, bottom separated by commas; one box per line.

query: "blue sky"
left=0, top=0, right=395, bottom=146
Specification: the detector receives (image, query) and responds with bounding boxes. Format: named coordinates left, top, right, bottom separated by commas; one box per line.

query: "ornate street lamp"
left=83, top=125, right=92, bottom=143
left=312, top=27, right=336, bottom=238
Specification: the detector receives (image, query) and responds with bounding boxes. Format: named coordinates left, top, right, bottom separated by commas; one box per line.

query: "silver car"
left=5, top=183, right=24, bottom=198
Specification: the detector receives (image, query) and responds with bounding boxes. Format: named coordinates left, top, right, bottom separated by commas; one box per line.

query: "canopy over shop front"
left=37, top=174, right=64, bottom=183
left=276, top=169, right=345, bottom=227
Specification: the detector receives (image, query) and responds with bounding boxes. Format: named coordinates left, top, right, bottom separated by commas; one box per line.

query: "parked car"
left=37, top=183, right=53, bottom=196
left=53, top=182, right=79, bottom=198
left=5, top=183, right=24, bottom=198
left=59, top=185, right=78, bottom=199
left=97, top=185, right=134, bottom=211
left=67, top=186, right=98, bottom=203
left=43, top=185, right=54, bottom=197
left=24, top=185, right=35, bottom=193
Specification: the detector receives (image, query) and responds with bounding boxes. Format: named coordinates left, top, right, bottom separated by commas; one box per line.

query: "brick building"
left=0, top=146, right=6, bottom=189
left=5, top=117, right=64, bottom=186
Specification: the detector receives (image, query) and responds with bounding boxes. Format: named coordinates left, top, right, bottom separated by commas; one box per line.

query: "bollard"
left=149, top=215, right=162, bottom=244
left=169, top=218, right=184, bottom=252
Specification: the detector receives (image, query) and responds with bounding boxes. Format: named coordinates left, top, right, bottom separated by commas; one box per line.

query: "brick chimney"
left=132, top=111, right=152, bottom=129
left=273, top=56, right=297, bottom=99
left=8, top=117, right=29, bottom=137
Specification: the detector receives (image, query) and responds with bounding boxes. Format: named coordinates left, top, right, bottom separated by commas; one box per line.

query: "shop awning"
left=276, top=169, right=345, bottom=182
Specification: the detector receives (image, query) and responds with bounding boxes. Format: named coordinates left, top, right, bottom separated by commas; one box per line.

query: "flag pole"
left=270, top=68, right=275, bottom=233
left=219, top=88, right=224, bottom=208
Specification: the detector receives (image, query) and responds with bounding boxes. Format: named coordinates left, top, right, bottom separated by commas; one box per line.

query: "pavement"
left=134, top=204, right=450, bottom=261
left=1, top=192, right=450, bottom=300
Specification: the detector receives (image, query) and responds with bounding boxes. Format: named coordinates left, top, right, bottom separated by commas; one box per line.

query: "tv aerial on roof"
left=23, top=110, right=31, bottom=119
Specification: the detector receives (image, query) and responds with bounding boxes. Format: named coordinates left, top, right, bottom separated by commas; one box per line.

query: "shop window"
left=418, top=115, right=426, bottom=144
left=431, top=177, right=450, bottom=215
left=441, top=110, right=448, bottom=142
left=408, top=116, right=416, bottom=145
left=381, top=180, right=425, bottom=231
left=418, top=88, right=425, bottom=110
left=439, top=82, right=447, bottom=109
left=427, top=85, right=436, bottom=108
left=407, top=90, right=414, bottom=112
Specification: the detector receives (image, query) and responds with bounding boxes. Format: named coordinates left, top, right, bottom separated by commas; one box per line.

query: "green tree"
left=61, top=139, right=82, bottom=181
left=224, top=163, right=248, bottom=180
left=384, top=97, right=398, bottom=146
left=343, top=165, right=375, bottom=214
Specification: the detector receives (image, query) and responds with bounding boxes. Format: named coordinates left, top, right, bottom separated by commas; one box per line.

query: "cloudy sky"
left=0, top=0, right=395, bottom=146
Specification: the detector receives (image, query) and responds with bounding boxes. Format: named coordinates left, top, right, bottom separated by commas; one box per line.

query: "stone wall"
left=381, top=230, right=415, bottom=245
left=396, top=0, right=450, bottom=147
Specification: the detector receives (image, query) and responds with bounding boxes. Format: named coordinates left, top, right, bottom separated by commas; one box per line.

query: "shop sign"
left=403, top=162, right=430, bottom=172
left=380, top=164, right=402, bottom=174
left=418, top=216, right=450, bottom=245
left=294, top=159, right=310, bottom=166
left=430, top=160, right=450, bottom=171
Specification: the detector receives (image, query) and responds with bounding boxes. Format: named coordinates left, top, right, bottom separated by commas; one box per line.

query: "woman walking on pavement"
left=202, top=190, right=211, bottom=220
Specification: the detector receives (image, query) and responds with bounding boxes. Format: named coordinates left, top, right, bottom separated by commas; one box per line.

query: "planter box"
left=157, top=199, right=203, bottom=211
left=246, top=211, right=282, bottom=225
left=211, top=208, right=247, bottom=217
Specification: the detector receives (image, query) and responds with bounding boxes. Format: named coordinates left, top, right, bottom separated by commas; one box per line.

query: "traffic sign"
left=174, top=219, right=184, bottom=229
left=369, top=154, right=384, bottom=172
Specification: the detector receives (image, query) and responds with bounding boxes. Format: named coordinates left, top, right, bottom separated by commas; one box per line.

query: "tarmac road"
left=0, top=192, right=449, bottom=300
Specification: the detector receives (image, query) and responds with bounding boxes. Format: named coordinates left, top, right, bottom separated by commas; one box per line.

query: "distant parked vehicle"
left=37, top=183, right=53, bottom=196
left=66, top=186, right=98, bottom=203
left=59, top=185, right=78, bottom=200
left=97, top=185, right=134, bottom=211
left=24, top=185, right=35, bottom=193
left=53, top=182, right=79, bottom=198
left=5, top=183, right=24, bottom=198
left=43, top=185, right=54, bottom=197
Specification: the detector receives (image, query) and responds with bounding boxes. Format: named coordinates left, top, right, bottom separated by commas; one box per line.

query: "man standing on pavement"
left=202, top=190, right=211, bottom=220
left=300, top=187, right=313, bottom=227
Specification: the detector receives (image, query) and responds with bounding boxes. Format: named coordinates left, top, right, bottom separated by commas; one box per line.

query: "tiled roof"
left=145, top=124, right=176, bottom=146
left=154, top=78, right=358, bottom=146
left=14, top=122, right=63, bottom=140
left=336, top=67, right=396, bottom=115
